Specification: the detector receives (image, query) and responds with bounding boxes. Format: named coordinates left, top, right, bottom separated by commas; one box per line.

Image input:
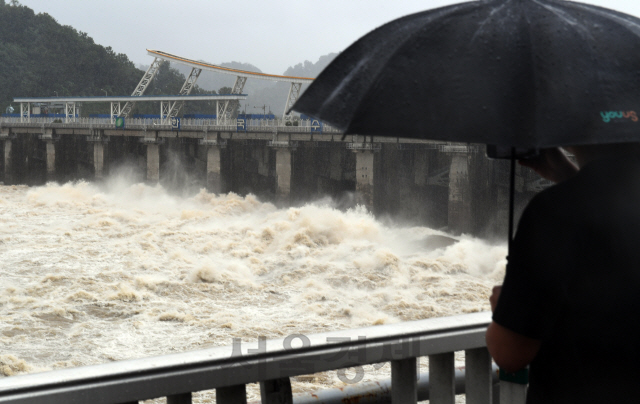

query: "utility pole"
left=254, top=104, right=268, bottom=117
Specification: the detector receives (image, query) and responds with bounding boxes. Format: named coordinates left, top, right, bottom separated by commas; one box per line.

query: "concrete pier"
left=3, top=139, right=12, bottom=185
left=206, top=146, right=224, bottom=194
left=496, top=185, right=510, bottom=238
left=46, top=141, right=56, bottom=182
left=93, top=142, right=105, bottom=180
left=146, top=144, right=160, bottom=183
left=447, top=154, right=472, bottom=234
left=355, top=150, right=375, bottom=211
left=275, top=148, right=292, bottom=205
left=414, top=151, right=429, bottom=187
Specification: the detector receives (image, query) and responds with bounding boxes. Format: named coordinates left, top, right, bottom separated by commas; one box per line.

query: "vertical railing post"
left=429, top=352, right=455, bottom=404
left=217, top=384, right=247, bottom=404
left=260, top=378, right=293, bottom=404
left=167, top=392, right=192, bottom=404
left=499, top=368, right=528, bottom=404
left=391, top=358, right=417, bottom=404
left=465, top=348, right=493, bottom=404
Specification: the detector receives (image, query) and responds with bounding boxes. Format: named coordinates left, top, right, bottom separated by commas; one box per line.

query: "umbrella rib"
left=533, top=0, right=597, bottom=41
left=568, top=2, right=640, bottom=38
left=471, top=0, right=511, bottom=43
left=319, top=58, right=371, bottom=117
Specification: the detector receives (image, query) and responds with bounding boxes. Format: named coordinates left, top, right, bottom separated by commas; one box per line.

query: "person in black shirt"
left=486, top=143, right=640, bottom=403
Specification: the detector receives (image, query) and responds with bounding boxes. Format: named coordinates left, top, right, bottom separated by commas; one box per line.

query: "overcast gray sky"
left=18, top=0, right=640, bottom=75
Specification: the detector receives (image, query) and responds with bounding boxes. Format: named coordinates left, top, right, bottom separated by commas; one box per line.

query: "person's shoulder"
left=522, top=155, right=636, bottom=220
left=529, top=158, right=608, bottom=207
left=524, top=179, right=573, bottom=214
left=515, top=174, right=583, bottom=230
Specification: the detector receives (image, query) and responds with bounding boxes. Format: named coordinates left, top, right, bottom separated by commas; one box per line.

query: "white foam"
left=0, top=180, right=506, bottom=390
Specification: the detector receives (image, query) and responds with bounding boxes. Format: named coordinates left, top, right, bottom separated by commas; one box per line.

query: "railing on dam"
left=0, top=312, right=528, bottom=404
left=0, top=116, right=343, bottom=134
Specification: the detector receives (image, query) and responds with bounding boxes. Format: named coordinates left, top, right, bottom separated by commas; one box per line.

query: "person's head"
left=564, top=143, right=640, bottom=168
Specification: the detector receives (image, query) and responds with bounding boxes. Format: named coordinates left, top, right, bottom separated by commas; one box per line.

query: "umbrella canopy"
left=293, top=0, right=640, bottom=149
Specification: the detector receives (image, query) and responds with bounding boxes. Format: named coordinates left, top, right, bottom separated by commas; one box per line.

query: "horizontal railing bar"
left=0, top=332, right=489, bottom=404
left=1, top=128, right=448, bottom=147
left=0, top=313, right=491, bottom=404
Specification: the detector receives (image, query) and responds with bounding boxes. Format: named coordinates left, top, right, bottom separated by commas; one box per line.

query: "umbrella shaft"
left=508, top=149, right=516, bottom=251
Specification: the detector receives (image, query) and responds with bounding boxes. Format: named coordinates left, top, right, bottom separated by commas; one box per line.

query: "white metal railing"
left=0, top=117, right=342, bottom=133
left=0, top=312, right=527, bottom=404
left=438, top=144, right=480, bottom=154
left=268, top=140, right=299, bottom=148
left=199, top=138, right=227, bottom=147
left=346, top=142, right=383, bottom=151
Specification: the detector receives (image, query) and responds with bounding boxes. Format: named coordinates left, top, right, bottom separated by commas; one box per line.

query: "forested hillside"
left=0, top=2, right=139, bottom=109
left=0, top=1, right=193, bottom=115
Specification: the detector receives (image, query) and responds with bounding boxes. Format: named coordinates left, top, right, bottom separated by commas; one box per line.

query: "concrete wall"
left=226, top=142, right=270, bottom=199
left=2, top=134, right=46, bottom=186
left=106, top=136, right=146, bottom=182
left=1, top=140, right=9, bottom=184
left=275, top=148, right=292, bottom=206
left=290, top=142, right=355, bottom=207
left=206, top=146, right=224, bottom=194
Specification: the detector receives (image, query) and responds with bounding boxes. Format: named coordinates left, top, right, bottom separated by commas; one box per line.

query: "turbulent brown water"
left=0, top=179, right=506, bottom=401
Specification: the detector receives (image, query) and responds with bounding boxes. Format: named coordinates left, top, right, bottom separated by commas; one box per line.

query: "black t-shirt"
left=493, top=155, right=640, bottom=404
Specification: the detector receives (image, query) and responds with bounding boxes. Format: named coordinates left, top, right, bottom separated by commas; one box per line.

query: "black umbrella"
left=292, top=0, right=640, bottom=244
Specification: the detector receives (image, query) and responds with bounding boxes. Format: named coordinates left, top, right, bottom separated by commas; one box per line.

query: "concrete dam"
left=0, top=119, right=544, bottom=237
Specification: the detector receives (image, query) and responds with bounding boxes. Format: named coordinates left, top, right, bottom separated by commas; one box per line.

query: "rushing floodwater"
left=0, top=179, right=506, bottom=401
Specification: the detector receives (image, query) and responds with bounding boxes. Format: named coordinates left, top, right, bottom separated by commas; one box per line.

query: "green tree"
left=0, top=2, right=143, bottom=115
left=182, top=85, right=218, bottom=116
